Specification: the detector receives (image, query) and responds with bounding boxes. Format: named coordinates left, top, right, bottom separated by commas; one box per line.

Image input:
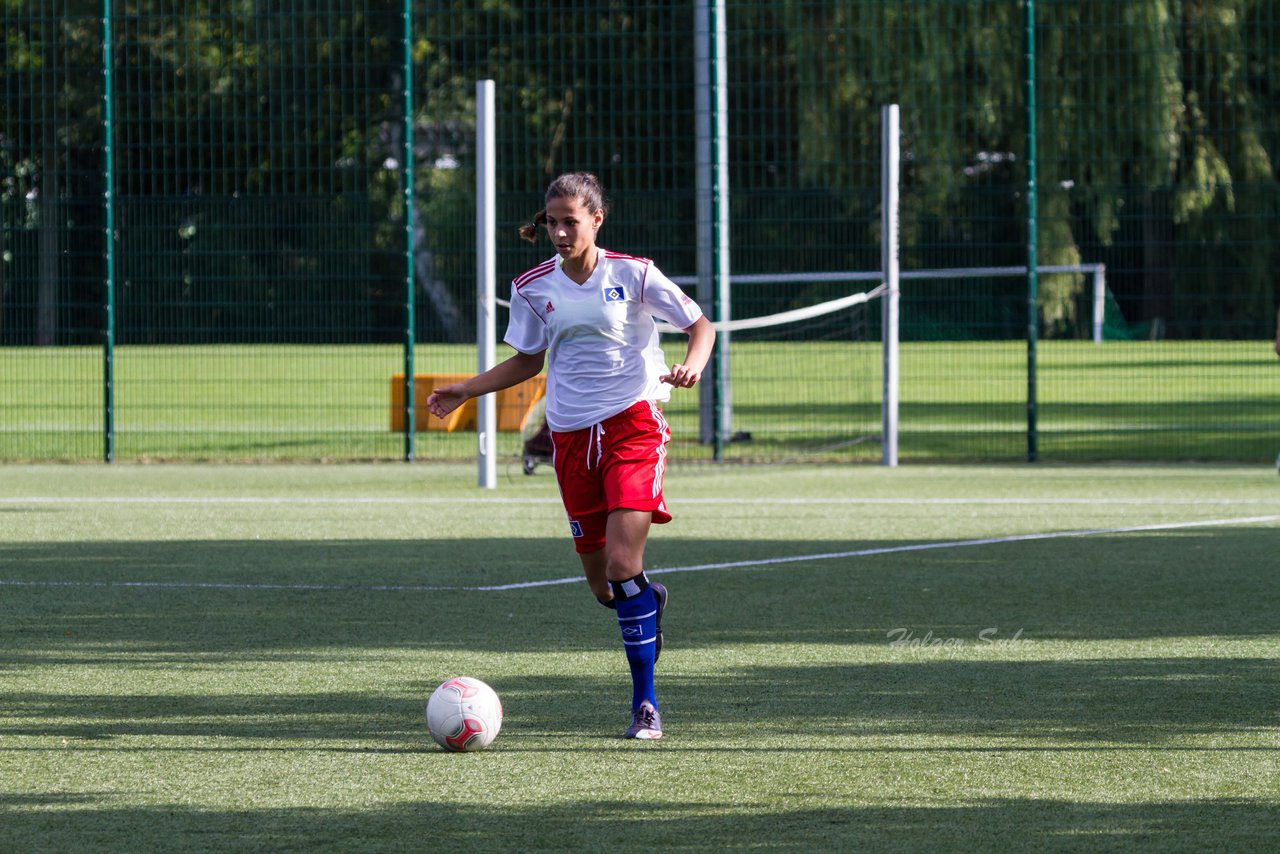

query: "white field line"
left=1, top=514, right=1276, bottom=595
left=474, top=514, right=1280, bottom=590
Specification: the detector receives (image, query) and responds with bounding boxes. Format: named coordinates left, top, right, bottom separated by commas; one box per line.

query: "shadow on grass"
left=2, top=526, right=1277, bottom=851
left=2, top=650, right=1278, bottom=747
left=2, top=526, right=1278, bottom=651
left=0, top=526, right=1277, bottom=748
left=0, top=794, right=1276, bottom=851
left=662, top=657, right=1280, bottom=744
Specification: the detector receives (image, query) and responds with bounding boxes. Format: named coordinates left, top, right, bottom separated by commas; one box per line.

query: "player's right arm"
left=426, top=350, right=546, bottom=419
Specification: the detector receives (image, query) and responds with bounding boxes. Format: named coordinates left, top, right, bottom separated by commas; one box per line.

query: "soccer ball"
left=425, top=676, right=503, bottom=752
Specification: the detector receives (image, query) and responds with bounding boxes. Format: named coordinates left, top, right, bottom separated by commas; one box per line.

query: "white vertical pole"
left=881, top=104, right=900, bottom=467
left=476, top=80, right=497, bottom=489
left=1092, top=264, right=1106, bottom=344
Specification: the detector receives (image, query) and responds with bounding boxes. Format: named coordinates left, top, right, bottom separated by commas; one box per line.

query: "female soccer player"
left=426, top=172, right=715, bottom=740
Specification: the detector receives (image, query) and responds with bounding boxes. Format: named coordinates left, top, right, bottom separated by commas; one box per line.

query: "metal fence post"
left=476, top=80, right=497, bottom=489
left=696, top=0, right=730, bottom=459
left=401, top=0, right=417, bottom=462
left=101, top=0, right=116, bottom=463
left=1025, top=0, right=1039, bottom=463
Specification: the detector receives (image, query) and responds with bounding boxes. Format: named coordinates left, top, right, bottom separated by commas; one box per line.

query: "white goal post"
left=474, top=94, right=1107, bottom=479
left=882, top=104, right=901, bottom=467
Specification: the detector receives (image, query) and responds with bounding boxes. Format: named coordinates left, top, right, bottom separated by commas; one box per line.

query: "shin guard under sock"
left=609, top=572, right=658, bottom=710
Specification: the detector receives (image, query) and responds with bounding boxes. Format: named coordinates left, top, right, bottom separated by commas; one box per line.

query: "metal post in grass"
left=476, top=80, right=497, bottom=489
left=1092, top=264, right=1107, bottom=344
left=101, top=0, right=116, bottom=463
left=401, top=0, right=417, bottom=462
left=1024, top=0, right=1039, bottom=462
left=880, top=105, right=900, bottom=468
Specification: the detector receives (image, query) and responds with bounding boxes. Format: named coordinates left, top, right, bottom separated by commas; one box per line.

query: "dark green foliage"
left=3, top=2, right=1278, bottom=346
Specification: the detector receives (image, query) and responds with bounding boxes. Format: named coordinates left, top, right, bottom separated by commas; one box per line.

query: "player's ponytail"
left=517, top=209, right=548, bottom=243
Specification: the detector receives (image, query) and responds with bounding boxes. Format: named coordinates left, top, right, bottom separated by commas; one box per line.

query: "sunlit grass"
left=1, top=340, right=1275, bottom=461
left=2, top=464, right=1278, bottom=850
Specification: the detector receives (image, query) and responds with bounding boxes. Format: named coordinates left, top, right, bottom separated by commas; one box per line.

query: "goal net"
left=658, top=278, right=890, bottom=462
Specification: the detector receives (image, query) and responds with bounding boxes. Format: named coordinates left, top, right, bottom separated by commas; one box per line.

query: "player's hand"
left=660, top=364, right=701, bottom=388
left=426, top=384, right=469, bottom=418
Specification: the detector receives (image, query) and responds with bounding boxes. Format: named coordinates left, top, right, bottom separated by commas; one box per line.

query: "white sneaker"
left=624, top=701, right=663, bottom=739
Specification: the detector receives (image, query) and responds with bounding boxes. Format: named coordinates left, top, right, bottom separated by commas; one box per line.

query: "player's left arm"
left=661, top=316, right=715, bottom=388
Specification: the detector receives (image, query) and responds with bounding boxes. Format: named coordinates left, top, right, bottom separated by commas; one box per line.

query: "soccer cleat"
left=651, top=581, right=667, bottom=663
left=624, top=700, right=663, bottom=740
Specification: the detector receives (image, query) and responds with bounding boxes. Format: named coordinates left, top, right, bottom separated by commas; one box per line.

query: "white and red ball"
left=425, top=676, right=503, bottom=752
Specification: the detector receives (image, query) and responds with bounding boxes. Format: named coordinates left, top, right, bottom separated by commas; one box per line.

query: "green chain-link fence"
left=3, top=1, right=1277, bottom=463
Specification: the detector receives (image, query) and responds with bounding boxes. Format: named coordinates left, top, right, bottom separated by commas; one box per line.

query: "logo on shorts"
left=603, top=286, right=624, bottom=303
left=569, top=520, right=583, bottom=538
left=545, top=300, right=555, bottom=313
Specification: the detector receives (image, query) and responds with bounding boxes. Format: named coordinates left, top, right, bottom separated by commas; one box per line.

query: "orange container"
left=390, top=374, right=546, bottom=433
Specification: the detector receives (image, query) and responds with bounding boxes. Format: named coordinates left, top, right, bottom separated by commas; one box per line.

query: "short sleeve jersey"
left=504, top=249, right=704, bottom=432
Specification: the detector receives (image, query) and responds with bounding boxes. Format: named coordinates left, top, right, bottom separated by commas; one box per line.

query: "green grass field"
left=2, top=463, right=1278, bottom=851
left=2, top=339, right=1275, bottom=461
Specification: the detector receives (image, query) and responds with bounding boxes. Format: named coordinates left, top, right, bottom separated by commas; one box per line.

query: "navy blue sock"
left=610, top=572, right=658, bottom=710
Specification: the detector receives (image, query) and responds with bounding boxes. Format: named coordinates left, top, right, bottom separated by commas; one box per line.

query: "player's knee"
left=588, top=575, right=611, bottom=601
left=604, top=550, right=644, bottom=582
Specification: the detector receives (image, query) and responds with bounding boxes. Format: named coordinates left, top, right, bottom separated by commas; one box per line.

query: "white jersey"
left=504, top=249, right=704, bottom=432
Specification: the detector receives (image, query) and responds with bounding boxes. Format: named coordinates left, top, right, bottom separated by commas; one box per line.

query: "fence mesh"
left=3, top=1, right=1277, bottom=463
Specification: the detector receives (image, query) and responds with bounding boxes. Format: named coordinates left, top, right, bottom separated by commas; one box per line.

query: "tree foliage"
left=1, top=0, right=1276, bottom=344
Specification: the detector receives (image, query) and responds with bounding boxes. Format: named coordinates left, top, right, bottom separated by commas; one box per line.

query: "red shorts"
left=551, top=400, right=673, bottom=553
